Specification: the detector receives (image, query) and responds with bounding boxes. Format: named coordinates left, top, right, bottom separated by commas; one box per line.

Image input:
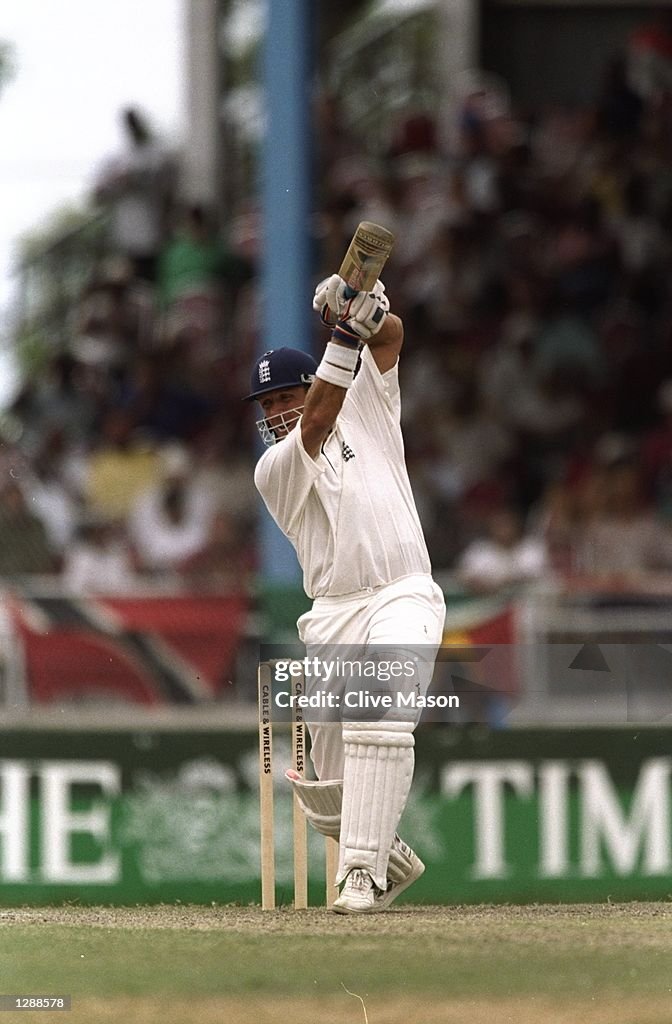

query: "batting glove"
left=339, top=286, right=390, bottom=339
left=312, top=274, right=387, bottom=329
left=312, top=276, right=338, bottom=326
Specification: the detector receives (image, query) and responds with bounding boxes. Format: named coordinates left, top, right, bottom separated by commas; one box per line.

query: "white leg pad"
left=338, top=721, right=415, bottom=890
left=285, top=770, right=342, bottom=838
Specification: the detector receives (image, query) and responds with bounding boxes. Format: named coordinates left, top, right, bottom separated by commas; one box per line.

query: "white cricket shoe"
left=332, top=869, right=380, bottom=914
left=331, top=837, right=425, bottom=915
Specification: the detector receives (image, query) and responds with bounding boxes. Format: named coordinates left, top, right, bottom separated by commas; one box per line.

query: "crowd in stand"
left=314, top=28, right=672, bottom=595
left=7, top=28, right=672, bottom=599
left=3, top=107, right=256, bottom=593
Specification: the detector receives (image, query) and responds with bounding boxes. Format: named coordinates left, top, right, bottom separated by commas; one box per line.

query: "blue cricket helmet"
left=244, top=347, right=317, bottom=401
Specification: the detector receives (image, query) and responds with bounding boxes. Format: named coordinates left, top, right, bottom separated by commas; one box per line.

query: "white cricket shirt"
left=254, top=345, right=431, bottom=598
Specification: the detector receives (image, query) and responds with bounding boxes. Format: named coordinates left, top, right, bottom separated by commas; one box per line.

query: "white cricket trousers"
left=296, top=573, right=446, bottom=780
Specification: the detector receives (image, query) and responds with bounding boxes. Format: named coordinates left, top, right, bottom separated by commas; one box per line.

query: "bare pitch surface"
left=1, top=904, right=671, bottom=1023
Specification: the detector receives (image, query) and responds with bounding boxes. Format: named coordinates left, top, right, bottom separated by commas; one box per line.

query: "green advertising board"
left=0, top=726, right=671, bottom=905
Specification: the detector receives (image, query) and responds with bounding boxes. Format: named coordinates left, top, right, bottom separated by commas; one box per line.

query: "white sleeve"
left=254, top=422, right=327, bottom=540
left=340, top=345, right=401, bottom=442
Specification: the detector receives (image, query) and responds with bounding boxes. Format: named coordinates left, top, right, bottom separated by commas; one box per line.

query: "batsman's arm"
left=337, top=312, right=404, bottom=373
left=321, top=276, right=400, bottom=374
left=362, top=313, right=403, bottom=374
left=301, top=368, right=348, bottom=458
left=301, top=315, right=403, bottom=456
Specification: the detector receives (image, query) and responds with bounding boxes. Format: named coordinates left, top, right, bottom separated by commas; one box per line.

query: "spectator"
left=61, top=514, right=138, bottom=595
left=535, top=312, right=604, bottom=384
left=8, top=353, right=98, bottom=451
left=20, top=439, right=80, bottom=553
left=128, top=444, right=215, bottom=575
left=180, top=511, right=251, bottom=592
left=84, top=409, right=162, bottom=519
left=404, top=218, right=490, bottom=333
left=157, top=204, right=252, bottom=315
left=577, top=456, right=672, bottom=580
left=543, top=195, right=619, bottom=317
left=457, top=506, right=548, bottom=594
left=424, top=378, right=514, bottom=505
left=156, top=204, right=253, bottom=373
left=611, top=174, right=671, bottom=317
left=117, top=352, right=213, bottom=442
left=479, top=311, right=541, bottom=423
left=75, top=256, right=155, bottom=364
left=190, top=421, right=257, bottom=528
left=92, top=106, right=177, bottom=283
left=627, top=12, right=672, bottom=104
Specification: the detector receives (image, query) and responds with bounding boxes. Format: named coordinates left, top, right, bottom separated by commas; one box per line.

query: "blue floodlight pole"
left=260, top=0, right=313, bottom=586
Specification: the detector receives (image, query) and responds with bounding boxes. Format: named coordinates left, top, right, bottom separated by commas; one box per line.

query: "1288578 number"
left=17, top=1000, right=65, bottom=1008
left=0, top=996, right=71, bottom=1011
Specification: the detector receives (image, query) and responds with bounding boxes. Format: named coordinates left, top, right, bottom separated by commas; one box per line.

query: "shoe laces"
left=347, top=869, right=373, bottom=893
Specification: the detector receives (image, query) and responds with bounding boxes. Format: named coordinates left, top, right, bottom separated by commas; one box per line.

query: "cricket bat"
left=338, top=221, right=395, bottom=297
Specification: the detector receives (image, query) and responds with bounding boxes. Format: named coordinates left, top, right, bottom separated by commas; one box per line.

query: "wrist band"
left=332, top=320, right=362, bottom=348
left=315, top=340, right=359, bottom=389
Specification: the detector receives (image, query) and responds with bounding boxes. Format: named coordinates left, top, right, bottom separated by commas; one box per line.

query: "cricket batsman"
left=246, top=259, right=446, bottom=913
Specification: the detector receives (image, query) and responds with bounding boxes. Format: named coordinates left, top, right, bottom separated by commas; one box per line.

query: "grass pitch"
left=1, top=903, right=671, bottom=1023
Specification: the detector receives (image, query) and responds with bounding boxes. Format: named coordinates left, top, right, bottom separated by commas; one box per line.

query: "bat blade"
left=338, top=221, right=395, bottom=297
